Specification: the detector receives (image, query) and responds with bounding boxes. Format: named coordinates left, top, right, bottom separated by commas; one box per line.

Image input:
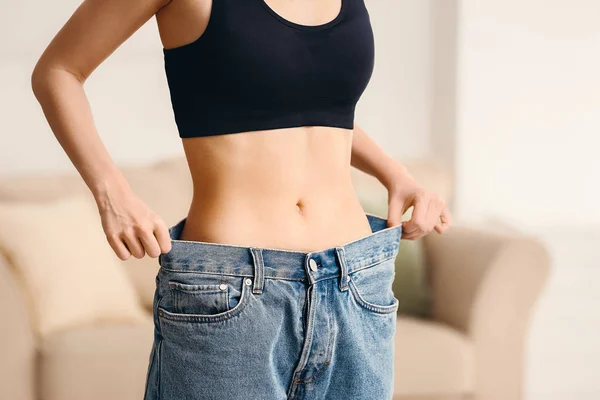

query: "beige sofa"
left=0, top=155, right=550, bottom=400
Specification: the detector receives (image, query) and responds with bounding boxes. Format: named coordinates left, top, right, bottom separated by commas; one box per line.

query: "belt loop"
left=250, top=247, right=265, bottom=295
left=335, top=247, right=349, bottom=292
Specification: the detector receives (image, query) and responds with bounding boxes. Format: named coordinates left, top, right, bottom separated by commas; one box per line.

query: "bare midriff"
left=179, top=126, right=374, bottom=252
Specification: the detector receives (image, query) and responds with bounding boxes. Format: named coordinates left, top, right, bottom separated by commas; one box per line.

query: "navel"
left=296, top=200, right=305, bottom=216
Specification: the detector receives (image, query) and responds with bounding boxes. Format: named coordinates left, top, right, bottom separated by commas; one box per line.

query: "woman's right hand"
left=30, top=0, right=178, bottom=260
left=95, top=179, right=172, bottom=261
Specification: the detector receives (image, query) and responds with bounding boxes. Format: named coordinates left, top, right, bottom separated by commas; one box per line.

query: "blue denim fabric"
left=144, top=212, right=402, bottom=400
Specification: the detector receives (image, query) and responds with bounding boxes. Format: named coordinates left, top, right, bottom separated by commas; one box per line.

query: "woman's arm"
left=350, top=123, right=412, bottom=188
left=351, top=123, right=452, bottom=239
left=31, top=0, right=173, bottom=260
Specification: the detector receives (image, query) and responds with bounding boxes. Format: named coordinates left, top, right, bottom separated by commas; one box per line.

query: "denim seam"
left=168, top=281, right=226, bottom=291
left=313, top=279, right=336, bottom=382
left=156, top=339, right=162, bottom=400
left=348, top=253, right=397, bottom=274
left=293, top=285, right=317, bottom=379
left=159, top=268, right=251, bottom=277
left=159, top=253, right=397, bottom=282
left=155, top=284, right=164, bottom=337
left=295, top=279, right=334, bottom=380
left=293, top=360, right=331, bottom=385
left=347, top=278, right=399, bottom=314
left=306, top=253, right=397, bottom=286
left=159, top=267, right=306, bottom=282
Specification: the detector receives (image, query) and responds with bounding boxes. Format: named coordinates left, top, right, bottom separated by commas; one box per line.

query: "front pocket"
left=347, top=257, right=400, bottom=315
left=159, top=274, right=252, bottom=323
left=169, top=280, right=230, bottom=316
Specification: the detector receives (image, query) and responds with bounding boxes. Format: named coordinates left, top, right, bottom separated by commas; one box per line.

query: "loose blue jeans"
left=144, top=212, right=402, bottom=400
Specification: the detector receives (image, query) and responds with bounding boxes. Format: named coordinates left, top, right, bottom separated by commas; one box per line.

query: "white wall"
left=358, top=0, right=433, bottom=160
left=453, top=0, right=600, bottom=229
left=0, top=0, right=434, bottom=174
left=439, top=5, right=600, bottom=400
left=0, top=0, right=188, bottom=174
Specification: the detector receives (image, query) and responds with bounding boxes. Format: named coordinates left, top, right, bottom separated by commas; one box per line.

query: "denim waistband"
left=158, top=212, right=402, bottom=283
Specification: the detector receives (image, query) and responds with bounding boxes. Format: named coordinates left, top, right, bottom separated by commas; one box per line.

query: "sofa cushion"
left=39, top=318, right=154, bottom=400
left=0, top=195, right=147, bottom=337
left=0, top=254, right=36, bottom=400
left=394, top=317, right=473, bottom=397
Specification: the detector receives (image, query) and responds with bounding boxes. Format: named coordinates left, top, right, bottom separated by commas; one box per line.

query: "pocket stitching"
left=347, top=276, right=399, bottom=315
left=168, top=281, right=225, bottom=294
left=158, top=278, right=251, bottom=323
left=168, top=280, right=230, bottom=315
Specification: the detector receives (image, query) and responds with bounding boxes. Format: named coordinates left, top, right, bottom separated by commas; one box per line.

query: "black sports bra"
left=162, top=0, right=375, bottom=138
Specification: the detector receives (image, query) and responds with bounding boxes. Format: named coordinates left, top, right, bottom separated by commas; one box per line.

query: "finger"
left=442, top=204, right=453, bottom=227
left=434, top=204, right=453, bottom=234
left=400, top=229, right=424, bottom=240
left=425, top=196, right=444, bottom=232
left=107, top=233, right=131, bottom=261
left=434, top=218, right=444, bottom=234
left=138, top=228, right=162, bottom=258
left=401, top=227, right=425, bottom=240
left=153, top=218, right=172, bottom=254
left=403, top=217, right=432, bottom=239
left=401, top=193, right=428, bottom=235
left=400, top=231, right=419, bottom=240
left=405, top=195, right=443, bottom=240
left=401, top=224, right=422, bottom=240
left=122, top=230, right=146, bottom=259
left=436, top=205, right=452, bottom=233
left=434, top=216, right=449, bottom=234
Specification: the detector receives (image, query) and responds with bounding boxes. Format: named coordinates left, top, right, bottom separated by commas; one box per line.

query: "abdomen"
left=179, top=126, right=373, bottom=251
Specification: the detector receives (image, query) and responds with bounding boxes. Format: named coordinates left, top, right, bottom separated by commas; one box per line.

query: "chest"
left=169, top=0, right=375, bottom=104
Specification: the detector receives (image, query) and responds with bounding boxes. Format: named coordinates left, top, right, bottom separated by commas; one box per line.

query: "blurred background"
left=0, top=1, right=598, bottom=400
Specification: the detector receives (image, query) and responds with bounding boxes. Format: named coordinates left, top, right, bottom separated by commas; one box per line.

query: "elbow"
left=30, top=61, right=49, bottom=100
left=31, top=61, right=86, bottom=100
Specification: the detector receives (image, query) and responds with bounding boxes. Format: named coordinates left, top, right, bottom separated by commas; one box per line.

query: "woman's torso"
left=156, top=0, right=373, bottom=252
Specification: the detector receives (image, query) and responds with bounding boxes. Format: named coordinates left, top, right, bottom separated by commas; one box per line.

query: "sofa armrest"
left=0, top=254, right=36, bottom=400
left=423, top=225, right=551, bottom=400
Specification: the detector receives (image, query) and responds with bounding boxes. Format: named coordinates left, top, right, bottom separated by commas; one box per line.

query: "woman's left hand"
left=384, top=165, right=452, bottom=240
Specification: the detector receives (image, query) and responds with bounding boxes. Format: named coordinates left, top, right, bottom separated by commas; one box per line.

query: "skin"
left=31, top=0, right=452, bottom=261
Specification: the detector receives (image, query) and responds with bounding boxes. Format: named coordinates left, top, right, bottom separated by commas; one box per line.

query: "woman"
left=31, top=0, right=452, bottom=398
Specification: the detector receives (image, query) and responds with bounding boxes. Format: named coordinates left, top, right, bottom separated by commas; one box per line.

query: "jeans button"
left=309, top=259, right=318, bottom=271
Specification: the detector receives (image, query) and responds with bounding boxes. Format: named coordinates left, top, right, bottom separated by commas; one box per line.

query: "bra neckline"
left=256, top=0, right=346, bottom=32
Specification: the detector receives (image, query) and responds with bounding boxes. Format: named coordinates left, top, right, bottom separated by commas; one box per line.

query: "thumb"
left=387, top=198, right=405, bottom=228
